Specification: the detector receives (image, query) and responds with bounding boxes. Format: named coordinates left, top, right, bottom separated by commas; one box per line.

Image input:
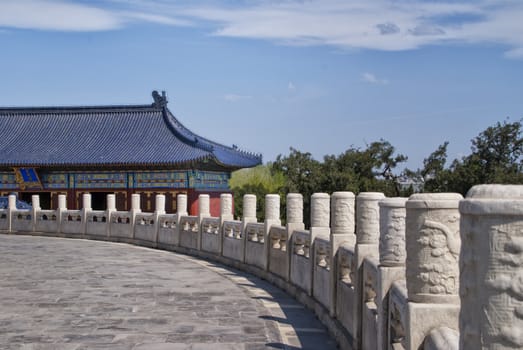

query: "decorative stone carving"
left=379, top=197, right=408, bottom=267
left=243, top=194, right=256, bottom=219
left=198, top=194, right=210, bottom=216
left=406, top=193, right=462, bottom=304
left=265, top=194, right=280, bottom=221
left=356, top=192, right=385, bottom=244
left=220, top=193, right=233, bottom=216
left=287, top=193, right=303, bottom=224
left=459, top=184, right=523, bottom=349
left=177, top=194, right=188, bottom=215
left=311, top=193, right=330, bottom=228
left=331, top=192, right=355, bottom=235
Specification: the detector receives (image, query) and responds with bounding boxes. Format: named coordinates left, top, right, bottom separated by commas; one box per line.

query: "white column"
left=197, top=194, right=211, bottom=250
left=264, top=194, right=281, bottom=270
left=377, top=197, right=408, bottom=350
left=459, top=184, right=523, bottom=350
left=220, top=193, right=233, bottom=222
left=177, top=194, right=188, bottom=216
left=198, top=194, right=210, bottom=217
left=31, top=195, right=41, bottom=232
left=31, top=195, right=41, bottom=211
left=155, top=194, right=166, bottom=215
left=82, top=193, right=92, bottom=211
left=7, top=194, right=16, bottom=232
left=353, top=192, right=385, bottom=350
left=329, top=191, right=355, bottom=316
left=58, top=194, right=67, bottom=210
left=131, top=194, right=141, bottom=212
left=243, top=194, right=257, bottom=222
left=106, top=194, right=116, bottom=237
left=81, top=193, right=92, bottom=236
left=107, top=194, right=116, bottom=211
left=405, top=193, right=462, bottom=350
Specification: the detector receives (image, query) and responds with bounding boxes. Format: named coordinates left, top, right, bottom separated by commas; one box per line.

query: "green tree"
left=272, top=141, right=407, bottom=226
left=415, top=118, right=523, bottom=195
left=272, top=148, right=323, bottom=226
left=321, top=140, right=407, bottom=196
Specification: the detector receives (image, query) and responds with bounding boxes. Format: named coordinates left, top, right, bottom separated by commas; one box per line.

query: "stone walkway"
left=0, top=234, right=338, bottom=350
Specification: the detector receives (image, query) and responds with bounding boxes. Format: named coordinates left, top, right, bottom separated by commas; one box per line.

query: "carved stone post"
left=405, top=193, right=462, bottom=350
left=263, top=194, right=281, bottom=270
left=243, top=194, right=256, bottom=222
left=177, top=194, right=188, bottom=217
left=106, top=194, right=116, bottom=237
left=218, top=193, right=234, bottom=255
left=31, top=194, right=41, bottom=232
left=107, top=194, right=116, bottom=212
left=377, top=197, right=407, bottom=350
left=459, top=184, right=523, bottom=350
left=131, top=194, right=141, bottom=212
left=220, top=193, right=234, bottom=222
left=130, top=194, right=141, bottom=237
left=311, top=192, right=330, bottom=300
left=310, top=193, right=330, bottom=241
left=57, top=194, right=67, bottom=234
left=241, top=194, right=257, bottom=262
left=171, top=193, right=188, bottom=246
left=353, top=192, right=385, bottom=350
left=286, top=193, right=305, bottom=280
left=197, top=194, right=211, bottom=250
left=7, top=194, right=16, bottom=232
left=155, top=194, right=166, bottom=215
left=81, top=193, right=92, bottom=236
left=329, top=191, right=355, bottom=316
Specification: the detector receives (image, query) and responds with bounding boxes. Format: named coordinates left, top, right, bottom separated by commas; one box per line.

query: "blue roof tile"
left=0, top=92, right=262, bottom=169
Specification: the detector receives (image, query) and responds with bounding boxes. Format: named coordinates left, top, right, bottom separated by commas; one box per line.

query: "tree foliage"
left=230, top=118, right=522, bottom=226
left=271, top=141, right=407, bottom=226
left=415, top=118, right=523, bottom=195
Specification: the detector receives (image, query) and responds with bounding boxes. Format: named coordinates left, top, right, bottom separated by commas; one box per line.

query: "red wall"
left=188, top=190, right=233, bottom=217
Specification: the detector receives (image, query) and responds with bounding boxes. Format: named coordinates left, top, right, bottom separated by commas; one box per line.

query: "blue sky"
left=0, top=0, right=522, bottom=172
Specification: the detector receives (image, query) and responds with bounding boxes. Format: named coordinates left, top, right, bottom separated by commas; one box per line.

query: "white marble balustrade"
left=1, top=184, right=521, bottom=350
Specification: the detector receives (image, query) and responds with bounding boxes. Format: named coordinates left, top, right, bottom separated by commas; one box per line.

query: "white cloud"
left=0, top=0, right=189, bottom=32
left=1, top=0, right=523, bottom=57
left=288, top=82, right=296, bottom=91
left=0, top=0, right=121, bottom=31
left=362, top=72, right=389, bottom=85
left=176, top=0, right=523, bottom=54
left=224, top=94, right=252, bottom=102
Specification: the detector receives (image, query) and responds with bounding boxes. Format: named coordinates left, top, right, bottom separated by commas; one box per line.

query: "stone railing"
left=2, top=184, right=522, bottom=350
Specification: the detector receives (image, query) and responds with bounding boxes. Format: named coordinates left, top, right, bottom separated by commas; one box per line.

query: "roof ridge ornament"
left=152, top=90, right=168, bottom=108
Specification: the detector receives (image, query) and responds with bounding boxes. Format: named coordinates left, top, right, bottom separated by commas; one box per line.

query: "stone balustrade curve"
left=1, top=185, right=522, bottom=350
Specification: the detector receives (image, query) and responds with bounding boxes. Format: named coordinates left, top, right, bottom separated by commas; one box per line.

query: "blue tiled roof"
left=0, top=92, right=262, bottom=169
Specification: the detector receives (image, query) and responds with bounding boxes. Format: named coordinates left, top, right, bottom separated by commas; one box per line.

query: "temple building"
left=0, top=91, right=262, bottom=215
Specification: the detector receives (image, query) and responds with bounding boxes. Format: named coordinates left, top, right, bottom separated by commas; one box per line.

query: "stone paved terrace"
left=0, top=234, right=338, bottom=350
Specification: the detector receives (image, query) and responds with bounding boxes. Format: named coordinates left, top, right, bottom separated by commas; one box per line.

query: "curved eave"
left=162, top=108, right=262, bottom=169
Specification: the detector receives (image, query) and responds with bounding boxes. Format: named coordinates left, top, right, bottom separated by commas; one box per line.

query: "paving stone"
left=0, top=235, right=337, bottom=349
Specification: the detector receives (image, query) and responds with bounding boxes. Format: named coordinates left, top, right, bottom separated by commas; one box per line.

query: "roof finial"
left=152, top=90, right=168, bottom=108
